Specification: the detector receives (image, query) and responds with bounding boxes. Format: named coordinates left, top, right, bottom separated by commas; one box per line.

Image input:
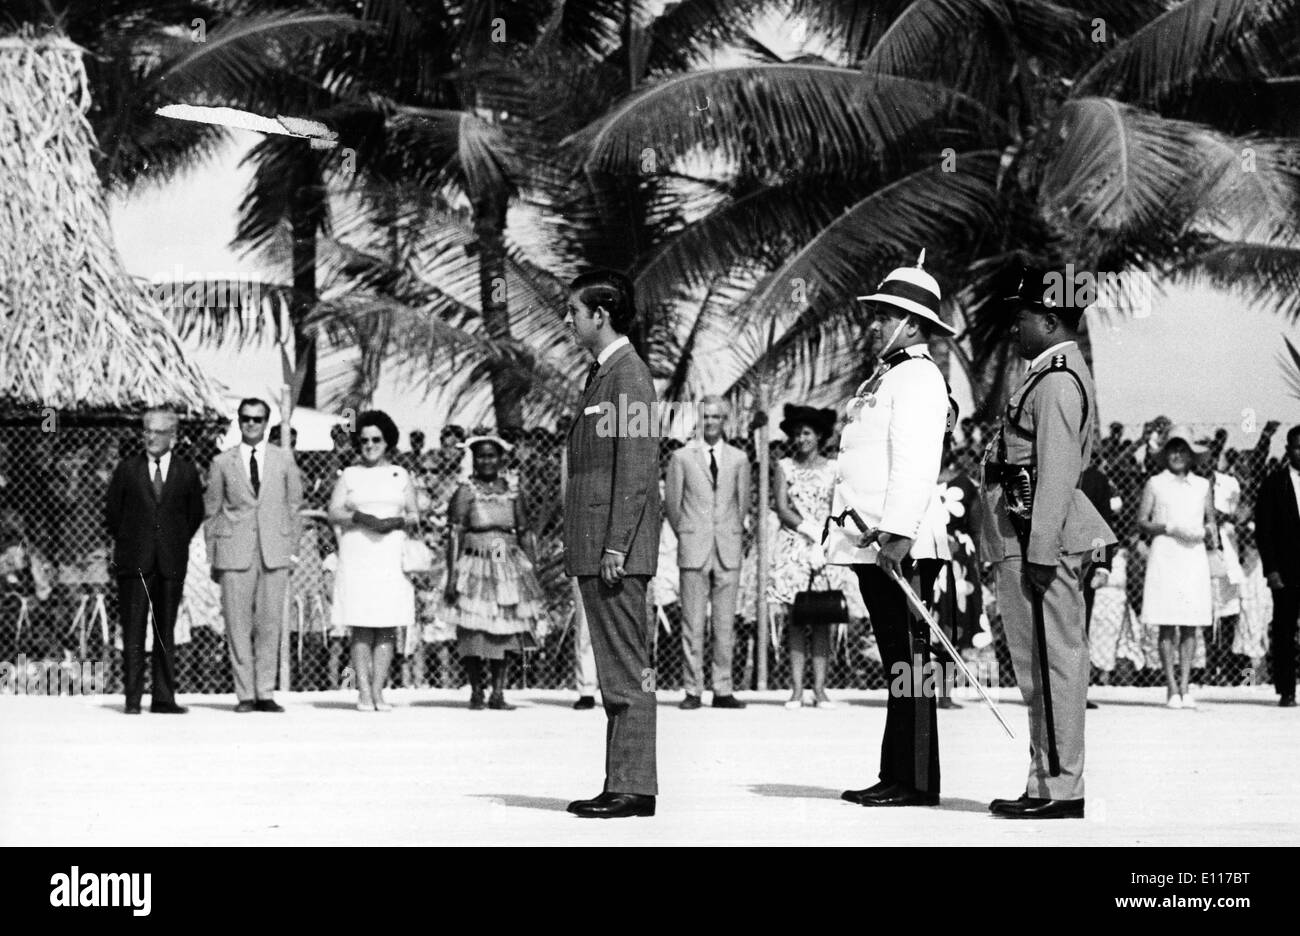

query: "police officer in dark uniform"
left=976, top=264, right=1117, bottom=819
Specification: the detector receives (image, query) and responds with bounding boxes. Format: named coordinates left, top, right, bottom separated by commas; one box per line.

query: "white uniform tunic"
left=824, top=346, right=952, bottom=566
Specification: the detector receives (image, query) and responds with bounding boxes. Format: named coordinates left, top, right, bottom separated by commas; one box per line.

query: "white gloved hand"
left=796, top=519, right=822, bottom=543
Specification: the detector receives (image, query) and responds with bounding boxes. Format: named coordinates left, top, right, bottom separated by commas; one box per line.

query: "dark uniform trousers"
left=118, top=569, right=184, bottom=708
left=577, top=574, right=658, bottom=796
left=854, top=558, right=943, bottom=795
left=1272, top=586, right=1300, bottom=698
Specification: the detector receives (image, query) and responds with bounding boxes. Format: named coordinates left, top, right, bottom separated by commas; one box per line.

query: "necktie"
left=709, top=447, right=718, bottom=489
left=249, top=449, right=261, bottom=497
left=584, top=361, right=601, bottom=390
left=152, top=458, right=164, bottom=500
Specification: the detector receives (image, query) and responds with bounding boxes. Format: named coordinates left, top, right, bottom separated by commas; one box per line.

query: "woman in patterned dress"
left=442, top=436, right=545, bottom=710
left=769, top=405, right=864, bottom=709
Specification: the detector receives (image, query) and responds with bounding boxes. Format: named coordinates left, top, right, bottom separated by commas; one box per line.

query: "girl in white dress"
left=1137, top=427, right=1218, bottom=708
left=328, top=411, right=419, bottom=711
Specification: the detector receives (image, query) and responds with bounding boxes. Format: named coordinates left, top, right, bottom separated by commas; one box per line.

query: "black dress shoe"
left=679, top=694, right=702, bottom=710
left=566, top=791, right=617, bottom=814
left=988, top=792, right=1031, bottom=811
left=150, top=703, right=188, bottom=714
left=712, top=694, right=746, bottom=709
left=862, top=787, right=939, bottom=807
left=937, top=697, right=961, bottom=709
left=1086, top=700, right=1100, bottom=709
left=1280, top=696, right=1297, bottom=708
left=487, top=692, right=515, bottom=711
left=469, top=690, right=486, bottom=710
left=124, top=703, right=142, bottom=715
left=841, top=781, right=898, bottom=805
left=569, top=793, right=655, bottom=818
left=254, top=700, right=285, bottom=713
left=572, top=696, right=596, bottom=710
left=234, top=701, right=256, bottom=713
left=991, top=797, right=1085, bottom=819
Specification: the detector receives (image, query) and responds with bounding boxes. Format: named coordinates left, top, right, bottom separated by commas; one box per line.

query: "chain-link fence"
left=0, top=418, right=1291, bottom=699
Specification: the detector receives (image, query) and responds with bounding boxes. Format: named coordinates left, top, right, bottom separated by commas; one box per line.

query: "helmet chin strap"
left=877, top=317, right=908, bottom=360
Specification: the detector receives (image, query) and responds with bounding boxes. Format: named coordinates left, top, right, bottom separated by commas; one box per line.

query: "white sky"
left=110, top=128, right=1300, bottom=457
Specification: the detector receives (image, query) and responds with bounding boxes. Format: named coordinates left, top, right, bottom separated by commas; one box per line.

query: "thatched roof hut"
left=0, top=34, right=223, bottom=420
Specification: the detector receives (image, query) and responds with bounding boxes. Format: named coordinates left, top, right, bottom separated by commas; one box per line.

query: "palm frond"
left=861, top=0, right=1085, bottom=79
left=152, top=10, right=371, bottom=103
left=143, top=277, right=297, bottom=346
left=1073, top=0, right=1300, bottom=104
left=1172, top=239, right=1300, bottom=322
left=563, top=65, right=1000, bottom=178
left=1037, top=98, right=1212, bottom=235
left=1280, top=333, right=1300, bottom=400
left=641, top=0, right=782, bottom=73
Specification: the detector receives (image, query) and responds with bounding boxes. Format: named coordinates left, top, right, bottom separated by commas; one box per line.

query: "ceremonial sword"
left=830, top=508, right=1015, bottom=740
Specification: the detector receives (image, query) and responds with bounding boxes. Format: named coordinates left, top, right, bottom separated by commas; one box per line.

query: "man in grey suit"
left=562, top=269, right=661, bottom=819
left=665, top=397, right=749, bottom=710
left=205, top=398, right=304, bottom=713
left=977, top=264, right=1117, bottom=818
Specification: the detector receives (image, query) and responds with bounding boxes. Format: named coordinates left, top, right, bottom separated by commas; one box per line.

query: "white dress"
left=331, top=465, right=415, bottom=630
left=1140, top=471, right=1212, bottom=628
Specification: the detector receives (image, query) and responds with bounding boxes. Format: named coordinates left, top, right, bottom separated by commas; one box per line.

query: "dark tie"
left=709, top=447, right=718, bottom=489
left=584, top=361, right=601, bottom=390
left=249, top=449, right=261, bottom=497
left=152, top=458, right=164, bottom=500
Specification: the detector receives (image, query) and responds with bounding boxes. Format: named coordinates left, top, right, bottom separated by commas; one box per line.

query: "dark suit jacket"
left=1080, top=464, right=1117, bottom=570
left=105, top=452, right=205, bottom=580
left=564, top=341, right=662, bottom=577
left=1255, top=466, right=1300, bottom=586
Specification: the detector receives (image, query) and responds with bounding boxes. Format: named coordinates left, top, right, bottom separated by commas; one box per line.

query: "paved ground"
left=2, top=684, right=1296, bottom=845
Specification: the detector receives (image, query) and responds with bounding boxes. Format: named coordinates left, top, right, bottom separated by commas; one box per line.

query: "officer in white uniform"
left=826, top=252, right=954, bottom=808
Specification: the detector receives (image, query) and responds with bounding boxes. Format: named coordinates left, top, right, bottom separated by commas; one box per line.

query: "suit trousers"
left=219, top=560, right=288, bottom=701
left=577, top=574, right=658, bottom=796
left=118, top=572, right=183, bottom=707
left=678, top=546, right=740, bottom=697
left=1270, top=586, right=1299, bottom=698
left=571, top=578, right=597, bottom=696
left=995, top=554, right=1088, bottom=800
left=854, top=560, right=942, bottom=795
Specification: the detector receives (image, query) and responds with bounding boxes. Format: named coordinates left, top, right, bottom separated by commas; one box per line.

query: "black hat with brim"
left=779, top=404, right=837, bottom=441
left=999, top=263, right=1083, bottom=328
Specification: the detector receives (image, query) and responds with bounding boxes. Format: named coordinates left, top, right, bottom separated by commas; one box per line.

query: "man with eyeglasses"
left=205, top=398, right=304, bottom=713
left=105, top=407, right=205, bottom=714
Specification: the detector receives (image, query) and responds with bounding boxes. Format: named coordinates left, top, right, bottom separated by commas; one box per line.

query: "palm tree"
left=2, top=0, right=374, bottom=410
left=557, top=0, right=1300, bottom=419
left=224, top=0, right=783, bottom=426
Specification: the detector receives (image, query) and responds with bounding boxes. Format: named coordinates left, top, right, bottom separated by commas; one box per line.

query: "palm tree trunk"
left=475, top=190, right=525, bottom=430
left=289, top=155, right=324, bottom=408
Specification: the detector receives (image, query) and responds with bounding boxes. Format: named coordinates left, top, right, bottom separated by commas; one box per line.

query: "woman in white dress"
left=1137, top=427, right=1218, bottom=708
left=328, top=411, right=419, bottom=711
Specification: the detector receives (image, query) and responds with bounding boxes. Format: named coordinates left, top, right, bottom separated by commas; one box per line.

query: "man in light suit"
left=825, top=253, right=953, bottom=808
left=105, top=407, right=205, bottom=714
left=205, top=398, right=304, bottom=713
left=977, top=264, right=1117, bottom=818
left=665, top=397, right=749, bottom=710
left=1255, top=425, right=1300, bottom=706
left=562, top=269, right=661, bottom=819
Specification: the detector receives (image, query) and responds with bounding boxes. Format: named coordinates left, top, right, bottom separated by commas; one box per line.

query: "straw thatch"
left=0, top=34, right=224, bottom=418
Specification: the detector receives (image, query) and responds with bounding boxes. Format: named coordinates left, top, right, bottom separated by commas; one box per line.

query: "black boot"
left=466, top=657, right=485, bottom=709
left=488, top=659, right=514, bottom=710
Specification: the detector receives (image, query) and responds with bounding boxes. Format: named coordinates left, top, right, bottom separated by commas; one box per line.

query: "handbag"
left=791, top=569, right=849, bottom=627
left=401, top=514, right=434, bottom=576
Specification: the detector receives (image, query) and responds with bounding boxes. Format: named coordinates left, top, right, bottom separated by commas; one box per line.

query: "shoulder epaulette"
left=1051, top=354, right=1067, bottom=369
